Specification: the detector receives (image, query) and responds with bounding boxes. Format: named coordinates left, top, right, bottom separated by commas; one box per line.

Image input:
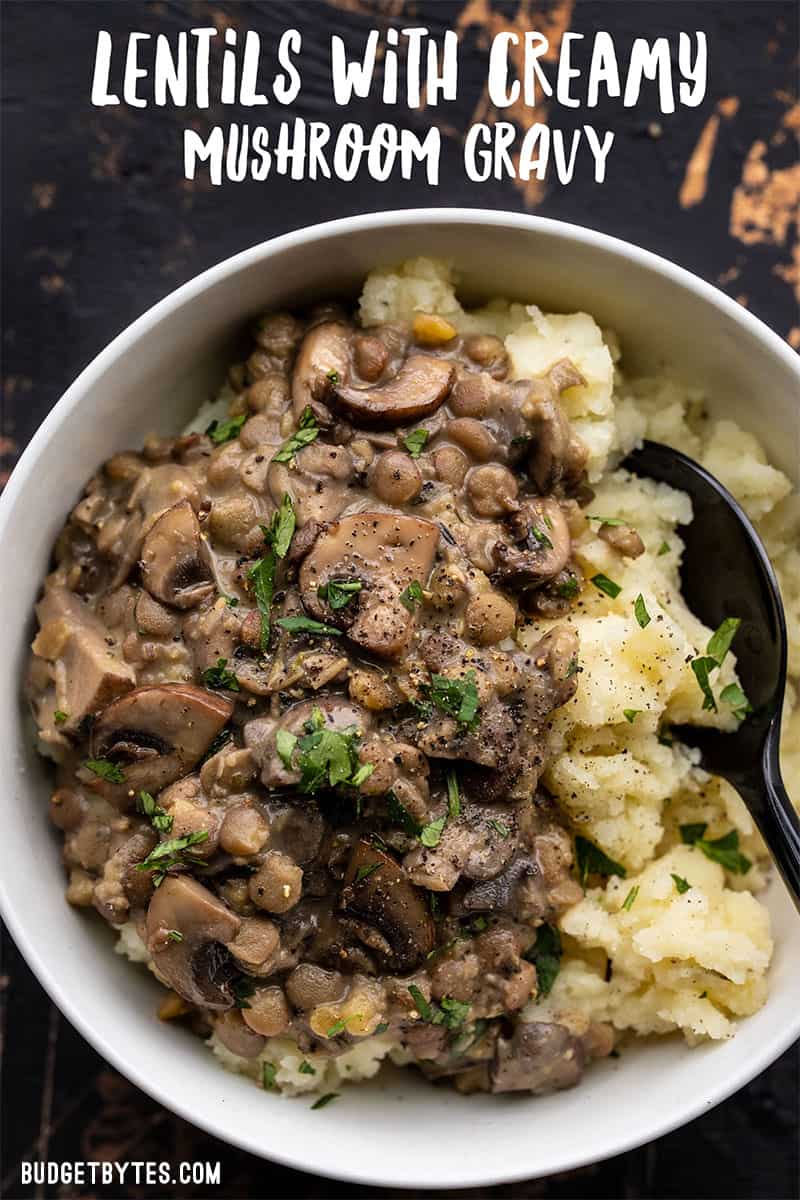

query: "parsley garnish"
left=524, top=923, right=562, bottom=998
left=386, top=790, right=422, bottom=836
left=266, top=493, right=296, bottom=559
left=706, top=618, right=741, bottom=665
left=224, top=594, right=239, bottom=608
left=166, top=929, right=183, bottom=943
left=407, top=984, right=433, bottom=1021
left=298, top=1060, right=316, bottom=1075
left=135, top=830, right=210, bottom=887
left=276, top=728, right=298, bottom=770
left=657, top=540, right=670, bottom=556
left=326, top=369, right=341, bottom=384
left=84, top=758, right=125, bottom=783
left=54, top=709, right=69, bottom=725
left=206, top=413, right=246, bottom=445
left=403, top=429, right=429, bottom=458
left=326, top=1016, right=349, bottom=1038
left=565, top=657, right=580, bottom=679
left=246, top=494, right=296, bottom=651
left=588, top=515, right=626, bottom=527
left=720, top=682, right=753, bottom=720
left=623, top=709, right=639, bottom=724
left=634, top=594, right=651, bottom=628
left=529, top=525, right=553, bottom=550
left=318, top=579, right=363, bottom=610
left=262, top=1062, right=278, bottom=1090
left=277, top=616, right=342, bottom=637
left=591, top=573, right=622, bottom=599
left=428, top=670, right=480, bottom=730
left=136, top=790, right=173, bottom=834
left=289, top=708, right=371, bottom=794
left=420, top=815, right=447, bottom=847
left=374, top=1022, right=389, bottom=1035
left=488, top=819, right=510, bottom=838
left=679, top=824, right=751, bottom=874
left=446, top=771, right=460, bottom=819
left=407, top=985, right=470, bottom=1030
left=399, top=580, right=424, bottom=611
left=355, top=862, right=382, bottom=883
left=575, top=835, right=626, bottom=885
left=671, top=873, right=691, bottom=894
left=202, top=658, right=240, bottom=691
left=691, top=656, right=718, bottom=712
left=556, top=577, right=580, bottom=600
left=311, top=1092, right=339, bottom=1109
left=622, top=885, right=639, bottom=911
left=272, top=406, right=320, bottom=464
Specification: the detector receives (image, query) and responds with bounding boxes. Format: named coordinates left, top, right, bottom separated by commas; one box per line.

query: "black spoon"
left=624, top=440, right=800, bottom=909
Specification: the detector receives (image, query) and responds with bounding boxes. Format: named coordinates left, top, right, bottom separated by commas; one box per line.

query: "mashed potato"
left=119, top=257, right=796, bottom=1087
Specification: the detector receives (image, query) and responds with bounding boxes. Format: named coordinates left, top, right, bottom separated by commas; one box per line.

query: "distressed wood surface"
left=1, top=2, right=798, bottom=1197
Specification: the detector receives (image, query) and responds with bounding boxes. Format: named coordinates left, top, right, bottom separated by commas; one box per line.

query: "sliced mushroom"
left=490, top=1021, right=586, bottom=1094
left=521, top=360, right=589, bottom=495
left=140, top=500, right=214, bottom=609
left=340, top=840, right=435, bottom=972
left=32, top=587, right=135, bottom=727
left=146, top=875, right=241, bottom=1010
left=268, top=442, right=354, bottom=526
left=599, top=521, right=645, bottom=558
left=299, top=512, right=439, bottom=659
left=244, top=697, right=371, bottom=791
left=330, top=356, right=455, bottom=427
left=292, top=321, right=352, bottom=420
left=87, top=683, right=233, bottom=800
left=492, top=498, right=571, bottom=592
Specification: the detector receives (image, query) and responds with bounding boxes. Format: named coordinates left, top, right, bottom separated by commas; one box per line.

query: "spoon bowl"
left=624, top=440, right=800, bottom=905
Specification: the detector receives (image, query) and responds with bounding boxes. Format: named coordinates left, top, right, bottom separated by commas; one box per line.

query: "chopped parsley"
left=555, top=576, right=580, bottom=600
left=83, top=758, right=125, bottom=783
left=428, top=670, right=480, bottom=730
left=374, top=1022, right=389, bottom=1035
left=262, top=1062, right=278, bottom=1090
left=403, top=429, right=429, bottom=458
left=206, top=412, right=246, bottom=445
left=298, top=1060, right=317, bottom=1075
left=575, top=835, right=626, bottom=886
left=420, top=815, right=447, bottom=848
left=588, top=515, right=626, bottom=527
left=524, top=923, right=562, bottom=998
left=136, top=790, right=173, bottom=834
left=202, top=658, right=240, bottom=691
left=326, top=369, right=341, bottom=384
left=407, top=985, right=470, bottom=1031
left=623, top=709, right=640, bottom=724
left=386, top=790, right=422, bottom=836
left=679, top=823, right=751, bottom=874
left=671, top=873, right=691, bottom=894
left=399, top=580, right=424, bottom=610
left=446, top=771, right=460, bottom=819
left=318, top=578, right=362, bottom=610
left=354, top=861, right=382, bottom=883
left=591, top=573, right=622, bottom=599
left=633, top=594, right=651, bottom=628
left=657, top=540, right=671, bottom=556
left=276, top=729, right=298, bottom=770
left=529, top=524, right=553, bottom=550
left=166, top=929, right=183, bottom=943
left=223, top=594, right=239, bottom=608
left=284, top=707, right=372, bottom=794
left=267, top=493, right=296, bottom=559
left=326, top=1016, right=349, bottom=1038
left=54, top=709, right=69, bottom=725
left=277, top=616, right=342, bottom=637
left=720, top=682, right=752, bottom=720
left=488, top=819, right=510, bottom=838
left=272, top=406, right=320, bottom=464
left=690, top=656, right=718, bottom=712
left=622, top=885, right=639, bottom=911
left=246, top=494, right=297, bottom=651
left=706, top=617, right=741, bottom=666
left=311, top=1092, right=339, bottom=1109
left=565, top=657, right=580, bottom=679
left=135, top=830, right=210, bottom=887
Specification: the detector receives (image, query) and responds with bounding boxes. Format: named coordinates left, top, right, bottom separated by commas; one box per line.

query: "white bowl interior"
left=1, top=212, right=798, bottom=1189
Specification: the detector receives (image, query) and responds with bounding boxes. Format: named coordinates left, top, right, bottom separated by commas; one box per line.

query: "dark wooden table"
left=2, top=3, right=798, bottom=1197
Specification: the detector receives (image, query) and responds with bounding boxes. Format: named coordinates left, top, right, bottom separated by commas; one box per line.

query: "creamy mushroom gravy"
left=28, top=304, right=632, bottom=1097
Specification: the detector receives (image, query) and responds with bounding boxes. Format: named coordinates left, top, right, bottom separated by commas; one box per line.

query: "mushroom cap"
left=146, top=875, right=241, bottom=1009
left=140, top=500, right=214, bottom=609
left=299, top=512, right=439, bottom=659
left=492, top=498, right=571, bottom=592
left=330, top=355, right=455, bottom=427
left=291, top=321, right=352, bottom=420
left=340, top=840, right=435, bottom=972
left=88, top=683, right=234, bottom=802
left=491, top=1021, right=585, bottom=1094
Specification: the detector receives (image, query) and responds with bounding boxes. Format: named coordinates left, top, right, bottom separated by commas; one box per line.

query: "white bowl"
left=1, top=210, right=798, bottom=1190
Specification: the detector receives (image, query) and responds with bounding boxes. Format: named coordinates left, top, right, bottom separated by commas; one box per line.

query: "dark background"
left=1, top=2, right=798, bottom=1198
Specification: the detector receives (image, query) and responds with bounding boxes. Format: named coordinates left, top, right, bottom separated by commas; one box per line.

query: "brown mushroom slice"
left=292, top=320, right=352, bottom=420
left=32, top=587, right=135, bottom=727
left=521, top=360, right=589, bottom=495
left=146, top=875, right=241, bottom=1010
left=340, top=840, right=435, bottom=972
left=87, top=683, right=233, bottom=800
left=490, top=1021, right=586, bottom=1094
left=140, top=500, right=214, bottom=609
left=492, top=499, right=571, bottom=592
left=330, top=355, right=455, bottom=427
left=299, top=513, right=439, bottom=659
left=268, top=442, right=354, bottom=527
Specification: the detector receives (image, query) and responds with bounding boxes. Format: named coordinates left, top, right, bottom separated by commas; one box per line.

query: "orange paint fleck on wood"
left=717, top=96, right=740, bottom=119
left=679, top=114, right=720, bottom=208
left=787, top=327, right=800, bottom=350
left=730, top=140, right=800, bottom=246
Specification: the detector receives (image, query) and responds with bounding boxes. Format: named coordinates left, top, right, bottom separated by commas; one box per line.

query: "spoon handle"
left=738, top=722, right=800, bottom=910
